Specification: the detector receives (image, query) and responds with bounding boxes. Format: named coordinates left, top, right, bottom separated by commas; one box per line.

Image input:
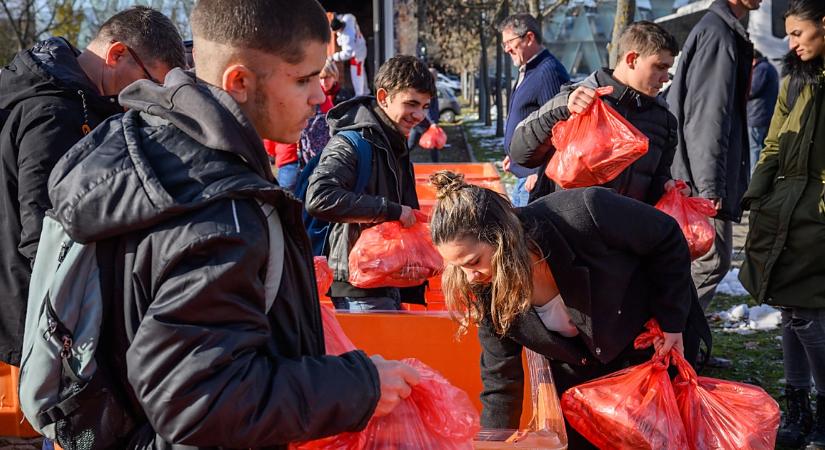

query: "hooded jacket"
left=0, top=37, right=122, bottom=365
left=509, top=68, right=677, bottom=205
left=47, top=69, right=380, bottom=449
left=305, top=96, right=421, bottom=300
left=665, top=0, right=754, bottom=221
left=739, top=54, right=825, bottom=309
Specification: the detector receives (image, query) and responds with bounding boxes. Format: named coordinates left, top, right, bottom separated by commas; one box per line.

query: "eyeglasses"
left=125, top=46, right=160, bottom=84
left=501, top=33, right=526, bottom=50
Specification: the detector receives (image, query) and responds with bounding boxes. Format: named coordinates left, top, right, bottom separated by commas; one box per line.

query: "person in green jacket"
left=739, top=1, right=825, bottom=448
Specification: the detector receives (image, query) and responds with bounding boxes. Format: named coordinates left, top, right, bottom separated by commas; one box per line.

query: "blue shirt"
left=504, top=48, right=570, bottom=178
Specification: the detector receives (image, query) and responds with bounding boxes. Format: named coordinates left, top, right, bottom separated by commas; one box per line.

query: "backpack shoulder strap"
left=337, top=130, right=373, bottom=194
left=257, top=201, right=284, bottom=313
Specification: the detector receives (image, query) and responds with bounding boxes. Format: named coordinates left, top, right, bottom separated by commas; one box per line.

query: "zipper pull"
left=57, top=242, right=70, bottom=263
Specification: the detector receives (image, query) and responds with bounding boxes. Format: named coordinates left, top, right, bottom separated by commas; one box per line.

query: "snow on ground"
left=716, top=267, right=749, bottom=296
left=712, top=302, right=782, bottom=334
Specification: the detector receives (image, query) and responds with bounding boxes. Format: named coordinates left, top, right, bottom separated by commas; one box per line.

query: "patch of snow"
left=711, top=302, right=782, bottom=332
left=716, top=268, right=748, bottom=296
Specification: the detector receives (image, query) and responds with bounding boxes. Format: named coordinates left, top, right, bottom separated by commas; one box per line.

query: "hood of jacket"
left=326, top=95, right=387, bottom=136
left=782, top=51, right=825, bottom=83
left=579, top=68, right=670, bottom=110
left=0, top=37, right=117, bottom=114
left=48, top=68, right=286, bottom=243
left=709, top=0, right=750, bottom=41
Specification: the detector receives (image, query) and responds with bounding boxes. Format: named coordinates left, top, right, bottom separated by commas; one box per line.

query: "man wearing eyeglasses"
left=0, top=6, right=184, bottom=368
left=499, top=13, right=569, bottom=207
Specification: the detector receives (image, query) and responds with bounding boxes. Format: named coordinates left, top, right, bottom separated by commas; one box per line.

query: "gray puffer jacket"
left=47, top=69, right=380, bottom=449
left=305, top=96, right=420, bottom=299
left=510, top=69, right=676, bottom=205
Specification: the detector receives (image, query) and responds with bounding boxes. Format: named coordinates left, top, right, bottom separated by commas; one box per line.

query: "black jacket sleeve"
left=305, top=134, right=401, bottom=223
left=17, top=102, right=87, bottom=263
left=645, top=110, right=678, bottom=204
left=126, top=202, right=380, bottom=447
left=477, top=317, right=524, bottom=429
left=584, top=189, right=693, bottom=333
left=509, top=86, right=574, bottom=169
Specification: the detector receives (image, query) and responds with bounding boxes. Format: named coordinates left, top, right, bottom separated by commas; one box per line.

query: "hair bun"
left=429, top=170, right=467, bottom=200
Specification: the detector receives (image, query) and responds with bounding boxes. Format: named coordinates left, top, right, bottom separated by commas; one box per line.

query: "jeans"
left=781, top=307, right=825, bottom=392
left=511, top=177, right=530, bottom=207
left=749, top=126, right=769, bottom=174
left=332, top=288, right=401, bottom=311
left=692, top=218, right=733, bottom=311
left=276, top=161, right=300, bottom=192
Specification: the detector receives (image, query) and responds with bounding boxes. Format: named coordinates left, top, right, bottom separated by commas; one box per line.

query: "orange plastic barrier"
left=335, top=311, right=533, bottom=428
left=413, top=162, right=501, bottom=181
left=0, top=362, right=38, bottom=437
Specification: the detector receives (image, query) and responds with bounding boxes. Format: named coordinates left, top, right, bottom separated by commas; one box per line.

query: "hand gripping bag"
left=561, top=320, right=688, bottom=450
left=671, top=350, right=780, bottom=450
left=419, top=124, right=447, bottom=150
left=546, top=86, right=649, bottom=188
left=348, top=211, right=444, bottom=288
left=296, top=307, right=480, bottom=449
left=655, top=180, right=717, bottom=260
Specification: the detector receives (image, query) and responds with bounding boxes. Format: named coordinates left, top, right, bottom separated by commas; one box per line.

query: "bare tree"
left=0, top=0, right=81, bottom=51
left=609, top=0, right=635, bottom=67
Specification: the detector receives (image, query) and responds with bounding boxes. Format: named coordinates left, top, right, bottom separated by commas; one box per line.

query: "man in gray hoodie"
left=45, top=0, right=418, bottom=448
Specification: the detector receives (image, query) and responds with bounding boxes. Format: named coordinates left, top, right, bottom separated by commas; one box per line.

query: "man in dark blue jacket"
left=499, top=13, right=569, bottom=206
left=747, top=50, right=778, bottom=173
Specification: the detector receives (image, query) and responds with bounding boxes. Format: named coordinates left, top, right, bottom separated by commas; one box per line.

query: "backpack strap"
left=257, top=200, right=284, bottom=313
left=337, top=130, right=373, bottom=194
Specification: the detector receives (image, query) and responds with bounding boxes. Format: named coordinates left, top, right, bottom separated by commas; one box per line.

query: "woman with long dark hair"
left=428, top=170, right=710, bottom=449
left=740, top=1, right=825, bottom=447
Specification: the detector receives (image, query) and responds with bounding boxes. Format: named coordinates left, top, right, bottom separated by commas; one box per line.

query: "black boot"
left=806, top=395, right=825, bottom=450
left=777, top=386, right=813, bottom=448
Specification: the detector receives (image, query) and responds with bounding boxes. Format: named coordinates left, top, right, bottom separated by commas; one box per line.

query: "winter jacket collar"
left=709, top=0, right=749, bottom=41
left=579, top=68, right=669, bottom=111
left=119, top=68, right=274, bottom=183
left=0, top=37, right=121, bottom=119
left=372, top=103, right=408, bottom=156
left=782, top=51, right=825, bottom=84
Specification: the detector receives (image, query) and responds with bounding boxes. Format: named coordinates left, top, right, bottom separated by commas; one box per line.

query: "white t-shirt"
left=533, top=294, right=579, bottom=337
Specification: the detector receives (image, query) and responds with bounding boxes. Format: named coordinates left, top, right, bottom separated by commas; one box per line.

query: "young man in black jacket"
left=306, top=55, right=436, bottom=311
left=509, top=21, right=683, bottom=205
left=44, top=1, right=418, bottom=447
left=0, top=6, right=184, bottom=366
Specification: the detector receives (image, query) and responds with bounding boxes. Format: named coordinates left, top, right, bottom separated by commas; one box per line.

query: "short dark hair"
left=190, top=0, right=331, bottom=65
left=615, top=21, right=679, bottom=59
left=96, top=6, right=185, bottom=70
left=498, top=13, right=542, bottom=43
left=374, top=55, right=436, bottom=98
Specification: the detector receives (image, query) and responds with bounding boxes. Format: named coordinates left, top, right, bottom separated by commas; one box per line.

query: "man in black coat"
left=44, top=1, right=419, bottom=447
left=0, top=6, right=185, bottom=366
left=665, top=0, right=761, bottom=311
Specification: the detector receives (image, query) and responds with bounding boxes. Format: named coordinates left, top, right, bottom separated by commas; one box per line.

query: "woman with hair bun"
left=428, top=170, right=710, bottom=449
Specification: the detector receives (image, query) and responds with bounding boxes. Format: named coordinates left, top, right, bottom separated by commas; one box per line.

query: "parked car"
left=437, top=72, right=461, bottom=91
left=438, top=85, right=461, bottom=123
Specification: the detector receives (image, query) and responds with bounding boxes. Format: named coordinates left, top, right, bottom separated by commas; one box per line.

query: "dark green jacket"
left=739, top=55, right=825, bottom=308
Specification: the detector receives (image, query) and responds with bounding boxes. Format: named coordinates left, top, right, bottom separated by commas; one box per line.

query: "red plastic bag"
left=314, top=256, right=333, bottom=299
left=672, top=350, right=780, bottom=450
left=655, top=180, right=717, bottom=260
left=298, top=308, right=480, bottom=449
left=348, top=211, right=443, bottom=288
left=561, top=321, right=689, bottom=450
left=419, top=124, right=447, bottom=149
left=546, top=86, right=649, bottom=188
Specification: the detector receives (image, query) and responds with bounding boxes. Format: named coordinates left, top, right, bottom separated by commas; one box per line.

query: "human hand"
left=664, top=179, right=691, bottom=195
left=711, top=198, right=722, bottom=210
left=525, top=173, right=538, bottom=192
left=399, top=205, right=417, bottom=228
left=502, top=155, right=511, bottom=172
left=370, top=355, right=420, bottom=417
left=567, top=86, right=612, bottom=114
left=653, top=332, right=684, bottom=357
